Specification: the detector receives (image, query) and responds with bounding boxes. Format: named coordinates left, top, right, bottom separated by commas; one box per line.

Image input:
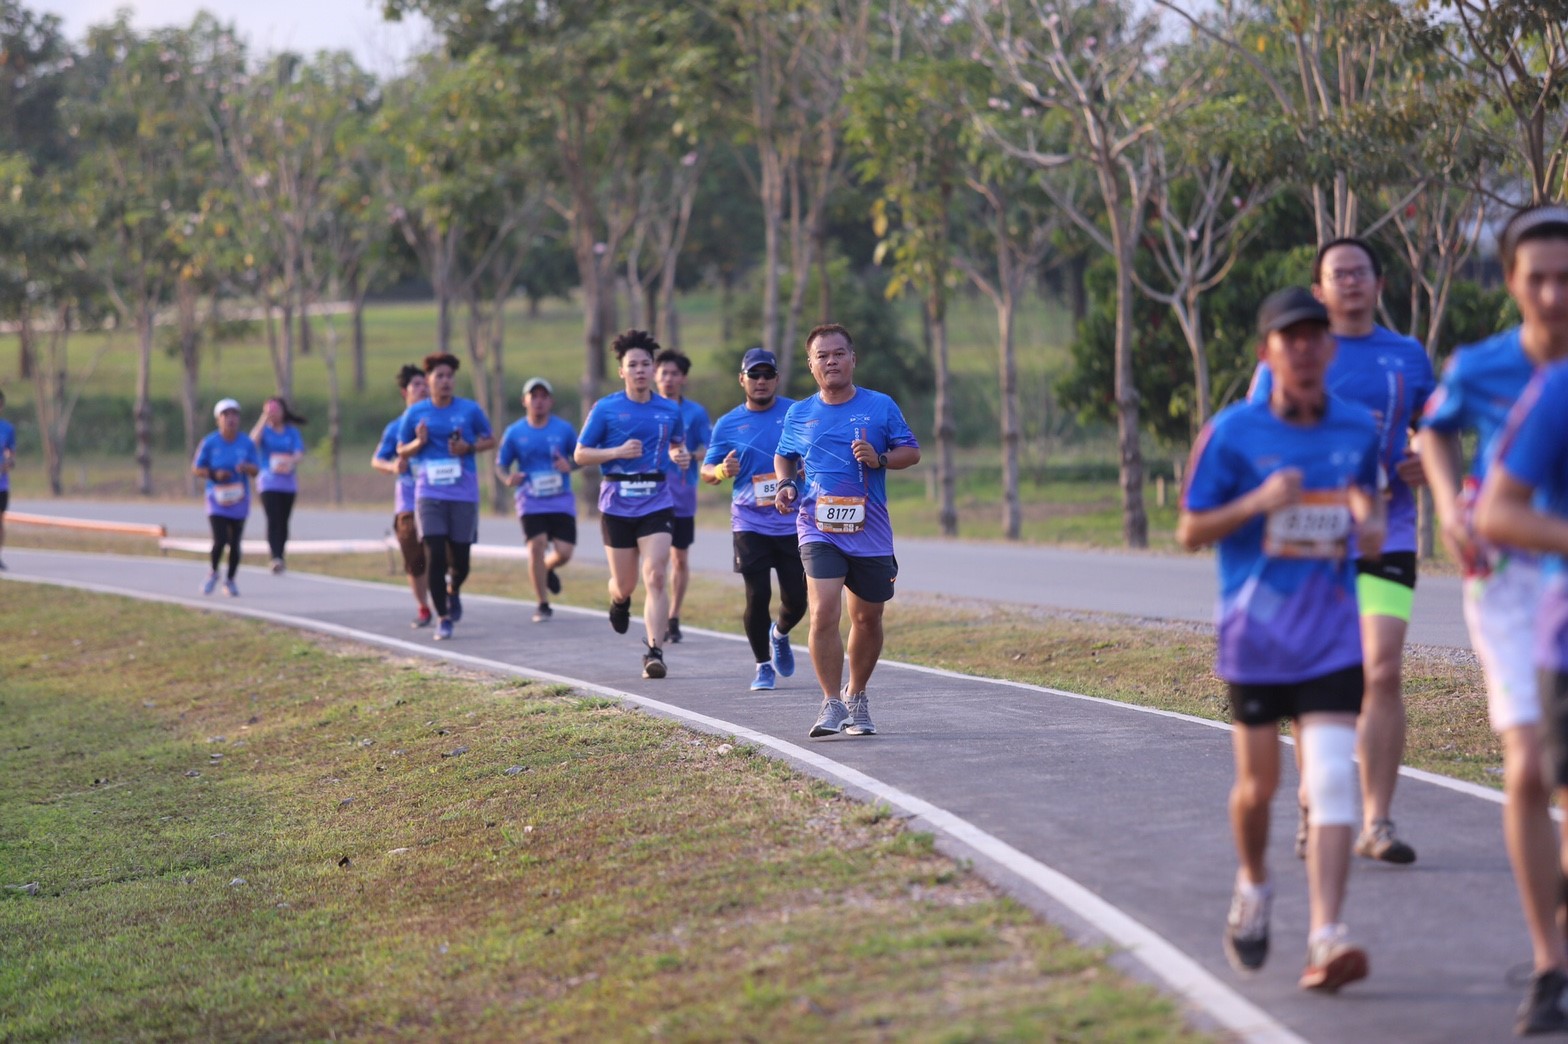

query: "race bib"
left=619, top=480, right=656, bottom=500
left=815, top=494, right=867, bottom=534
left=1265, top=490, right=1351, bottom=560
left=269, top=453, right=294, bottom=475
left=425, top=458, right=462, bottom=487
left=528, top=470, right=563, bottom=497
left=751, top=472, right=779, bottom=507
left=213, top=482, right=245, bottom=507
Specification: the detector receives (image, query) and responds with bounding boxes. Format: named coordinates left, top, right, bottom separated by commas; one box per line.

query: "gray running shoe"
left=843, top=692, right=876, bottom=736
left=1222, top=880, right=1271, bottom=973
left=1355, top=819, right=1416, bottom=865
left=1299, top=924, right=1368, bottom=992
left=1518, top=967, right=1568, bottom=1035
left=809, top=698, right=850, bottom=738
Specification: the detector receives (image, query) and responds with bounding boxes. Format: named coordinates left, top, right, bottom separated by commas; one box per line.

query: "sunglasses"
left=744, top=367, right=778, bottom=380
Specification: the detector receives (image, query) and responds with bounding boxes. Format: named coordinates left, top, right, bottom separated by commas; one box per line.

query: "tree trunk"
left=135, top=302, right=155, bottom=496
left=297, top=278, right=313, bottom=357
left=278, top=296, right=296, bottom=400
left=324, top=320, right=343, bottom=506
left=178, top=279, right=202, bottom=496
left=929, top=286, right=957, bottom=538
left=1109, top=210, right=1148, bottom=548
left=351, top=274, right=368, bottom=395
left=21, top=311, right=62, bottom=495
left=488, top=288, right=511, bottom=515
left=760, top=144, right=784, bottom=368
left=997, top=289, right=1021, bottom=541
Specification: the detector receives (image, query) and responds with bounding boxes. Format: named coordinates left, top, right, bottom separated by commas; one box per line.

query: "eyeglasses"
left=744, top=367, right=778, bottom=380
left=1325, top=267, right=1373, bottom=284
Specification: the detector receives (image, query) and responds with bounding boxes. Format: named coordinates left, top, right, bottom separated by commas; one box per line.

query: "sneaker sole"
left=750, top=681, right=775, bottom=691
left=1300, top=948, right=1368, bottom=992
left=808, top=725, right=842, bottom=738
left=843, top=724, right=876, bottom=736
left=642, top=662, right=667, bottom=679
left=1356, top=842, right=1417, bottom=865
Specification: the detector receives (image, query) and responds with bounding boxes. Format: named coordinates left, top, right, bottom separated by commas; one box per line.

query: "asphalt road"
left=2, top=543, right=1525, bottom=1043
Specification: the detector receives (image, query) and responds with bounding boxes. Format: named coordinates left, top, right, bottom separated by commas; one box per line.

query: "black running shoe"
left=641, top=641, right=666, bottom=679
left=666, top=616, right=683, bottom=644
left=547, top=568, right=561, bottom=595
left=448, top=591, right=464, bottom=623
left=1519, top=968, right=1568, bottom=1035
left=532, top=603, right=553, bottom=623
left=609, top=597, right=632, bottom=634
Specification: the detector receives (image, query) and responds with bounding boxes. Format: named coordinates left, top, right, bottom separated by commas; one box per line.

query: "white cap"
left=213, top=398, right=241, bottom=418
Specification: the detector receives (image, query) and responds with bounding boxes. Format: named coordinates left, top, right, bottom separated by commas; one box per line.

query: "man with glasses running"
left=703, top=348, right=803, bottom=691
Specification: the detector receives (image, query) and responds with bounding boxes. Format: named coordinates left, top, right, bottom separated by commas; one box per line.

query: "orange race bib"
left=814, top=494, right=867, bottom=534
left=1264, top=489, right=1351, bottom=560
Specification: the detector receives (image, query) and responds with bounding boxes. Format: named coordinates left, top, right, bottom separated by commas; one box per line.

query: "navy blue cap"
left=740, top=348, right=777, bottom=372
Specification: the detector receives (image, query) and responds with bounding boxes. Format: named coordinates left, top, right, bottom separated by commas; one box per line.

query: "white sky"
left=35, top=0, right=435, bottom=76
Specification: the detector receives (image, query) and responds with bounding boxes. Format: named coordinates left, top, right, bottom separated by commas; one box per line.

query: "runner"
left=192, top=398, right=261, bottom=597
left=396, top=353, right=497, bottom=641
left=575, top=329, right=686, bottom=679
left=1179, top=288, right=1384, bottom=992
left=371, top=365, right=434, bottom=628
left=655, top=348, right=711, bottom=644
left=774, top=323, right=920, bottom=737
left=1427, top=204, right=1568, bottom=1035
left=496, top=376, right=578, bottom=624
left=1250, top=238, right=1435, bottom=865
left=702, top=347, right=803, bottom=691
left=0, top=388, right=13, bottom=571
left=250, top=396, right=307, bottom=575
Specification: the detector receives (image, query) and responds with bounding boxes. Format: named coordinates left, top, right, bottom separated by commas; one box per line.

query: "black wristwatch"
left=876, top=452, right=888, bottom=470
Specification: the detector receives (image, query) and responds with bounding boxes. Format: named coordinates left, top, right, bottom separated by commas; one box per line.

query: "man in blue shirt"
left=496, top=376, right=578, bottom=623
left=702, top=348, right=802, bottom=691
left=396, top=352, right=497, bottom=641
left=371, top=365, right=433, bottom=628
left=0, top=387, right=14, bottom=571
left=655, top=348, right=711, bottom=644
left=775, top=324, right=920, bottom=738
left=1180, top=288, right=1384, bottom=993
left=1451, top=204, right=1568, bottom=1036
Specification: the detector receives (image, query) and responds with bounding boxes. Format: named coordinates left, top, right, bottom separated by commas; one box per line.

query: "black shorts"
left=521, top=512, right=577, bottom=544
left=1228, top=665, right=1364, bottom=727
left=601, top=509, right=674, bottom=550
left=671, top=515, right=696, bottom=551
left=799, top=541, right=898, bottom=603
left=1356, top=550, right=1417, bottom=589
left=0, top=489, right=8, bottom=515
left=733, top=530, right=802, bottom=575
left=1539, top=670, right=1568, bottom=788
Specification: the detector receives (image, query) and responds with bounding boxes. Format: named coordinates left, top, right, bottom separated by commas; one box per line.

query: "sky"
left=34, top=0, right=436, bottom=76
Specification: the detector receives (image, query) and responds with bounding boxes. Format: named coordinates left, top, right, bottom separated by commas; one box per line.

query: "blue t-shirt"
left=374, top=417, right=415, bottom=515
left=663, top=398, right=712, bottom=518
left=578, top=391, right=685, bottom=517
left=1495, top=363, right=1568, bottom=671
left=255, top=424, right=306, bottom=495
left=775, top=387, right=919, bottom=557
left=0, top=417, right=15, bottom=493
left=194, top=431, right=261, bottom=520
left=397, top=397, right=493, bottom=504
left=1420, top=327, right=1538, bottom=482
left=1184, top=396, right=1381, bottom=685
left=498, top=416, right=578, bottom=517
left=1250, top=325, right=1434, bottom=554
left=704, top=397, right=798, bottom=537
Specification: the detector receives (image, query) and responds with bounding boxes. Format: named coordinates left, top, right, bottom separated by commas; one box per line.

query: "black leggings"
left=209, top=516, right=244, bottom=579
left=424, top=538, right=471, bottom=618
left=743, top=563, right=807, bottom=663
left=260, top=491, right=295, bottom=560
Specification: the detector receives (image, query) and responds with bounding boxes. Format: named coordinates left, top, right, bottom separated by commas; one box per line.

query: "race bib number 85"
left=1265, top=489, right=1351, bottom=560
left=815, top=494, right=867, bottom=534
left=751, top=472, right=779, bottom=507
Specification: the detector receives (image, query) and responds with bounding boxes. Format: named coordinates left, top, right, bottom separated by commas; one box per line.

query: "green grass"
left=0, top=586, right=1209, bottom=1041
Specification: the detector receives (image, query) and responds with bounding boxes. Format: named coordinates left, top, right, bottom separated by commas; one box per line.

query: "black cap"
left=1257, top=287, right=1329, bottom=336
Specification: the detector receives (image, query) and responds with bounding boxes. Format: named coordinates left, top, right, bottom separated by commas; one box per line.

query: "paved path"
left=2, top=547, right=1523, bottom=1043
left=9, top=497, right=1472, bottom=649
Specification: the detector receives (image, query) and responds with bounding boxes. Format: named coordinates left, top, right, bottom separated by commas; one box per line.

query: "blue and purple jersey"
left=579, top=391, right=685, bottom=518
left=1184, top=396, right=1381, bottom=685
left=663, top=398, right=712, bottom=518
left=397, top=397, right=493, bottom=504
left=1420, top=327, right=1537, bottom=482
left=498, top=415, right=578, bottom=517
left=255, top=424, right=305, bottom=495
left=194, top=431, right=261, bottom=520
left=775, top=387, right=919, bottom=557
left=0, top=418, right=14, bottom=493
left=374, top=417, right=416, bottom=515
left=704, top=397, right=798, bottom=538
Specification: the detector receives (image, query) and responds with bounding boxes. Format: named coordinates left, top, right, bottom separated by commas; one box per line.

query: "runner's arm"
left=574, top=442, right=640, bottom=466
left=1477, top=468, right=1568, bottom=556
left=1349, top=484, right=1387, bottom=560
left=1419, top=429, right=1475, bottom=564
left=1176, top=469, right=1301, bottom=550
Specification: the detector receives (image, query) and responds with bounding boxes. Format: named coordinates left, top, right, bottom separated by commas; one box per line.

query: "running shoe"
left=1299, top=924, right=1368, bottom=992
left=1355, top=819, right=1416, bottom=864
left=270, top=557, right=285, bottom=575
left=412, top=606, right=433, bottom=629
left=547, top=568, right=562, bottom=595
left=809, top=698, right=850, bottom=738
left=222, top=579, right=239, bottom=598
left=770, top=623, right=795, bottom=677
left=202, top=571, right=219, bottom=596
left=1222, top=879, right=1272, bottom=973
left=447, top=590, right=464, bottom=623
left=666, top=616, right=683, bottom=644
left=843, top=692, right=876, bottom=736
left=609, top=597, right=632, bottom=634
left=435, top=618, right=454, bottom=641
left=642, top=641, right=666, bottom=679
left=1295, top=803, right=1309, bottom=861
left=1518, top=967, right=1568, bottom=1035
left=532, top=603, right=553, bottom=623
left=751, top=663, right=776, bottom=691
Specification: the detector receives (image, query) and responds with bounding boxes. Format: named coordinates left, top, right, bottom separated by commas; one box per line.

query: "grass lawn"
left=0, top=585, right=1209, bottom=1042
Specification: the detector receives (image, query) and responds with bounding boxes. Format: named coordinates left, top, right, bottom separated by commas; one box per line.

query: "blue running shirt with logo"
left=397, top=397, right=493, bottom=504
left=663, top=398, right=712, bottom=519
left=194, top=431, right=261, bottom=520
left=1249, top=325, right=1434, bottom=554
left=579, top=391, right=685, bottom=517
left=1420, top=327, right=1538, bottom=482
left=255, top=424, right=306, bottom=495
left=775, top=387, right=919, bottom=557
left=1495, top=363, right=1568, bottom=671
left=1184, top=396, right=1381, bottom=685
left=374, top=417, right=416, bottom=515
left=0, top=417, right=14, bottom=492
left=705, top=397, right=798, bottom=537
left=498, top=415, right=578, bottom=517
